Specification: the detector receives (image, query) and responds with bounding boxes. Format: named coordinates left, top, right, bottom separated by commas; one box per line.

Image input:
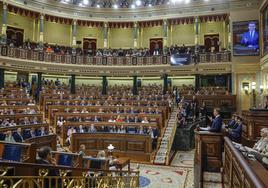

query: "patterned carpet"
left=138, top=164, right=191, bottom=188
left=129, top=150, right=222, bottom=188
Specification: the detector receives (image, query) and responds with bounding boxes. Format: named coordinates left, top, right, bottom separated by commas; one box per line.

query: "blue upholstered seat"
left=2, top=144, right=22, bottom=162
left=58, top=154, right=73, bottom=167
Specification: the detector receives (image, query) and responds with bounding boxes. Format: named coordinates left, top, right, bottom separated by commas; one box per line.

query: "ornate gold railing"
left=0, top=161, right=139, bottom=188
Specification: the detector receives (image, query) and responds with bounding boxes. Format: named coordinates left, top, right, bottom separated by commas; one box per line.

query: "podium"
left=194, top=130, right=223, bottom=188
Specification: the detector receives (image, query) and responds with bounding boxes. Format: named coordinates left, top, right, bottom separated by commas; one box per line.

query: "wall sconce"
left=252, top=82, right=256, bottom=94
left=244, top=86, right=249, bottom=95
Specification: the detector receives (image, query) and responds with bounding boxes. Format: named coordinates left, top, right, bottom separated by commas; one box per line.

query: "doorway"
left=204, top=34, right=220, bottom=52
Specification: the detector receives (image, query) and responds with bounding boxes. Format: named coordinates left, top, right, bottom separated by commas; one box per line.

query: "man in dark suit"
left=13, top=128, right=25, bottom=142
left=199, top=108, right=222, bottom=133
left=241, top=22, right=259, bottom=48
left=36, top=146, right=59, bottom=187
left=227, top=116, right=242, bottom=141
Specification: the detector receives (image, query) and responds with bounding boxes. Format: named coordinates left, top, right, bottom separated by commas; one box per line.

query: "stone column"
left=39, top=14, right=44, bottom=43
left=133, top=22, right=138, bottom=48
left=103, top=22, right=108, bottom=48
left=1, top=3, right=7, bottom=37
left=70, top=75, right=76, bottom=94
left=72, top=20, right=77, bottom=46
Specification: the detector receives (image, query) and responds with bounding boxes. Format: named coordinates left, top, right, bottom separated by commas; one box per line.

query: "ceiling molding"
left=4, top=0, right=261, bottom=22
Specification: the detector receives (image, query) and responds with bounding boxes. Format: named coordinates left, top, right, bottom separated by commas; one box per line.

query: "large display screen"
left=170, top=54, right=191, bottom=66
left=233, top=20, right=259, bottom=56
left=262, top=4, right=268, bottom=55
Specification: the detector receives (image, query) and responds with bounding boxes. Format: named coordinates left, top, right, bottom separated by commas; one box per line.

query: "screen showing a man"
left=241, top=22, right=259, bottom=48
left=233, top=20, right=259, bottom=56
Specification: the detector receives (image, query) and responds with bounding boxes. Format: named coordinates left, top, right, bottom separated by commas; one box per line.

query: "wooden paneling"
left=223, top=137, right=268, bottom=188
left=194, top=131, right=223, bottom=187
left=242, top=110, right=268, bottom=146
left=71, top=133, right=153, bottom=162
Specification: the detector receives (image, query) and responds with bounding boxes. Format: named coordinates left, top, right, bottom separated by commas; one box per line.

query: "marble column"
left=103, top=22, right=108, bottom=48
left=163, top=74, right=168, bottom=95
left=37, top=72, right=42, bottom=92
left=227, top=16, right=231, bottom=50
left=72, top=20, right=77, bottom=46
left=133, top=76, right=138, bottom=95
left=195, top=74, right=200, bottom=92
left=70, top=75, right=76, bottom=94
left=0, top=68, right=4, bottom=89
left=133, top=22, right=138, bottom=48
left=194, top=16, right=199, bottom=46
left=1, top=3, right=7, bottom=36
left=39, top=14, right=44, bottom=43
left=163, top=19, right=168, bottom=48
left=102, top=76, right=108, bottom=95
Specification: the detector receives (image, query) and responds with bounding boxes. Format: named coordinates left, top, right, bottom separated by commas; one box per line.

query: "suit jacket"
left=241, top=30, right=259, bottom=47
left=230, top=123, right=242, bottom=139
left=13, top=132, right=24, bottom=142
left=209, top=116, right=222, bottom=133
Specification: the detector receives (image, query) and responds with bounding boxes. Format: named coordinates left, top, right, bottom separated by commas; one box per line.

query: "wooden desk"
left=116, top=157, right=131, bottom=172
left=242, top=109, right=268, bottom=147
left=61, top=122, right=158, bottom=141
left=48, top=105, right=168, bottom=121
left=54, top=112, right=165, bottom=128
left=223, top=137, right=268, bottom=188
left=71, top=133, right=153, bottom=162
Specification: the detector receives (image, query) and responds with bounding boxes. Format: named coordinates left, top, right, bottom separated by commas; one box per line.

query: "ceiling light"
left=96, top=4, right=100, bottom=8
left=113, top=4, right=118, bottom=9
left=136, top=0, right=142, bottom=6
left=83, top=0, right=89, bottom=5
left=148, top=4, right=152, bottom=7
left=131, top=4, right=136, bottom=8
left=61, top=0, right=68, bottom=4
left=185, top=0, right=190, bottom=4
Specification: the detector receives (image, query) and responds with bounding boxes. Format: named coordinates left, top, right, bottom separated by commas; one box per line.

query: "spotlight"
left=185, top=0, right=191, bottom=4
left=131, top=4, right=136, bottom=8
left=96, top=4, right=100, bottom=8
left=148, top=4, right=152, bottom=7
left=113, top=4, right=118, bottom=9
left=136, top=0, right=142, bottom=6
left=83, top=0, right=89, bottom=5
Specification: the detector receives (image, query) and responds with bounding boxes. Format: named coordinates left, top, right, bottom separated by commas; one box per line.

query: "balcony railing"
left=0, top=46, right=232, bottom=66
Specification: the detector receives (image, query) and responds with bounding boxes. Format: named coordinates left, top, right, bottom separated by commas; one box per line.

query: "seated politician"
left=226, top=116, right=242, bottom=141
left=240, top=22, right=259, bottom=48
left=243, top=128, right=268, bottom=167
left=198, top=108, right=222, bottom=133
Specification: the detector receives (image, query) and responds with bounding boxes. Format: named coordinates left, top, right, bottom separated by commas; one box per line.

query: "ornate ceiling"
left=4, top=0, right=262, bottom=21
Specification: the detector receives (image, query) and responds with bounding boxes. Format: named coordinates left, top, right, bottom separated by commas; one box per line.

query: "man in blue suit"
left=199, top=108, right=222, bottom=133
left=241, top=22, right=259, bottom=48
left=227, top=116, right=242, bottom=141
